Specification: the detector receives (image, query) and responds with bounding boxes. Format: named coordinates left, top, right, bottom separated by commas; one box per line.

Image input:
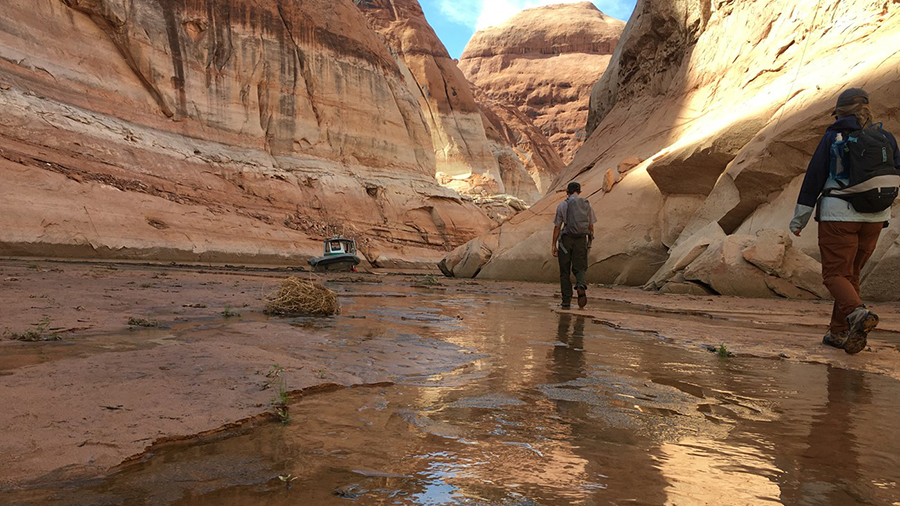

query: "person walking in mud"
left=552, top=182, right=596, bottom=309
left=790, top=88, right=900, bottom=354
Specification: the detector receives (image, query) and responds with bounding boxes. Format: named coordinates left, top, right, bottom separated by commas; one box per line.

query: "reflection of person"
left=551, top=313, right=586, bottom=384
left=777, top=367, right=870, bottom=505
left=789, top=88, right=900, bottom=354
left=551, top=182, right=596, bottom=309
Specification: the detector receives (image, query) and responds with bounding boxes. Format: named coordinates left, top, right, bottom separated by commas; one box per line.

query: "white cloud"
left=437, top=0, right=634, bottom=31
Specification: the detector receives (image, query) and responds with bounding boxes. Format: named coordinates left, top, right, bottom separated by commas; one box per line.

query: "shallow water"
left=6, top=285, right=900, bottom=505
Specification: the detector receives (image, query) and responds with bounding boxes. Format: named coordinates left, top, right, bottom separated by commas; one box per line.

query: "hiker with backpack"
left=790, top=88, right=900, bottom=354
left=552, top=182, right=596, bottom=309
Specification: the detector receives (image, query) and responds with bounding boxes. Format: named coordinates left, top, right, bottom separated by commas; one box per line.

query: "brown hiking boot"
left=844, top=306, right=878, bottom=355
left=576, top=286, right=587, bottom=309
left=822, top=329, right=849, bottom=349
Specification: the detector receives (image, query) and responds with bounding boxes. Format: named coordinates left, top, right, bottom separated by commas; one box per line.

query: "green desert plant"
left=9, top=317, right=60, bottom=342
left=717, top=344, right=733, bottom=358
left=222, top=306, right=241, bottom=318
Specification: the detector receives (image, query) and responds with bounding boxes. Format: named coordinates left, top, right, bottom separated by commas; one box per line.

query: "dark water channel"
left=8, top=286, right=900, bottom=505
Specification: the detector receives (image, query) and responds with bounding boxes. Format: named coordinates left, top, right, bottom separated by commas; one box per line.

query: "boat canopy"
left=324, top=237, right=357, bottom=256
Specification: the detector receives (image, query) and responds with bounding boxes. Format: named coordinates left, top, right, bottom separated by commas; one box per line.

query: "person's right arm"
left=552, top=201, right=565, bottom=257
left=791, top=133, right=832, bottom=236
left=552, top=226, right=560, bottom=257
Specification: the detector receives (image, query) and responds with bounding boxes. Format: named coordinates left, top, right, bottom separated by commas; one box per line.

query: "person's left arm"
left=588, top=205, right=597, bottom=247
left=887, top=130, right=900, bottom=169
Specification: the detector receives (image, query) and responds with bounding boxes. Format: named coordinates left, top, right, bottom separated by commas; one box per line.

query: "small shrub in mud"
left=266, top=365, right=291, bottom=423
left=418, top=275, right=441, bottom=286
left=278, top=474, right=297, bottom=488
left=264, top=277, right=339, bottom=317
left=8, top=317, right=60, bottom=342
left=221, top=306, right=241, bottom=318
left=710, top=344, right=734, bottom=358
left=127, top=317, right=159, bottom=328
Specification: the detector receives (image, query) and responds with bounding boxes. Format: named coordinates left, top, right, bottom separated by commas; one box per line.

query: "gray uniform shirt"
left=554, top=196, right=597, bottom=236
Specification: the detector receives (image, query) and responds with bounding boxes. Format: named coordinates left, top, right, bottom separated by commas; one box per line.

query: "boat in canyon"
left=307, top=237, right=361, bottom=272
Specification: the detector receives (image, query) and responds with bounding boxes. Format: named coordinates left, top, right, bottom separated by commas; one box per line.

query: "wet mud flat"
left=2, top=259, right=900, bottom=505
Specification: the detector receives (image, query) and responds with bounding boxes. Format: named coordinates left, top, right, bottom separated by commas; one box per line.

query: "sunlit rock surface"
left=443, top=0, right=900, bottom=300
left=0, top=0, right=496, bottom=267
left=460, top=2, right=625, bottom=164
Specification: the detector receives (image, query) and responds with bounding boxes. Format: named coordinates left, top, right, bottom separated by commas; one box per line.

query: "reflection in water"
left=4, top=288, right=900, bottom=505
left=779, top=367, right=872, bottom=505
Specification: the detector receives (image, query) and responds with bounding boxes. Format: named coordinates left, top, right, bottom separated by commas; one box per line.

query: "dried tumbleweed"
left=264, top=277, right=340, bottom=316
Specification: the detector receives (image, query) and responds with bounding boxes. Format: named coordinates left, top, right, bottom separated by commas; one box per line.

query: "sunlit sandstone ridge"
left=355, top=0, right=563, bottom=203
left=459, top=2, right=626, bottom=164
left=0, top=0, right=497, bottom=267
left=442, top=0, right=900, bottom=301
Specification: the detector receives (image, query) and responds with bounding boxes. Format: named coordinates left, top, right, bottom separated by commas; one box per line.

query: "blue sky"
left=419, top=0, right=637, bottom=59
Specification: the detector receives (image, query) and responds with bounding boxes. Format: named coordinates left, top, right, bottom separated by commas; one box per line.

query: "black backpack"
left=827, top=124, right=900, bottom=213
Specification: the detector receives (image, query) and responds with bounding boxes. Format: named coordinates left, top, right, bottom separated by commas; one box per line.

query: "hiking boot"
left=844, top=306, right=879, bottom=355
left=576, top=286, right=587, bottom=309
left=822, top=329, right=849, bottom=349
left=559, top=302, right=571, bottom=310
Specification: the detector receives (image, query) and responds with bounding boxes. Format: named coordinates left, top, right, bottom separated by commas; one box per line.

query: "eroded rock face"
left=443, top=0, right=900, bottom=301
left=355, top=0, right=558, bottom=204
left=0, top=0, right=495, bottom=266
left=460, top=2, right=625, bottom=164
left=473, top=86, right=565, bottom=198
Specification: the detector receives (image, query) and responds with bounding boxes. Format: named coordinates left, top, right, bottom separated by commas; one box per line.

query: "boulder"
left=741, top=229, right=792, bottom=275
left=683, top=235, right=777, bottom=298
left=765, top=275, right=818, bottom=300
left=602, top=169, right=618, bottom=193
left=862, top=239, right=900, bottom=301
left=776, top=248, right=829, bottom=300
left=647, top=221, right=726, bottom=289
left=660, top=272, right=716, bottom=296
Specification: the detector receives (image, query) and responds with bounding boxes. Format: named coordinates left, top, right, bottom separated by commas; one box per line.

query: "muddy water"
left=6, top=285, right=900, bottom=505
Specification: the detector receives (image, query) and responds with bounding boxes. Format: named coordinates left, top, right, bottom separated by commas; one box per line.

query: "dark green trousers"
left=558, top=234, right=588, bottom=305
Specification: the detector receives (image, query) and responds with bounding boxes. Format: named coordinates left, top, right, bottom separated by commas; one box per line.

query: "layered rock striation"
left=0, top=0, right=497, bottom=267
left=459, top=3, right=625, bottom=164
left=355, top=0, right=561, bottom=203
left=443, top=0, right=900, bottom=301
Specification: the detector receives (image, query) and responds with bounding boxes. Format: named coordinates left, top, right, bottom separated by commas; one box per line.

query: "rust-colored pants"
left=818, top=221, right=883, bottom=332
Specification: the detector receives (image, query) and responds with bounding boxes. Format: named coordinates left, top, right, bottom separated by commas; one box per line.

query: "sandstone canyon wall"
left=0, top=0, right=499, bottom=267
left=459, top=2, right=625, bottom=164
left=473, top=85, right=565, bottom=198
left=354, top=0, right=561, bottom=203
left=442, top=0, right=900, bottom=301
